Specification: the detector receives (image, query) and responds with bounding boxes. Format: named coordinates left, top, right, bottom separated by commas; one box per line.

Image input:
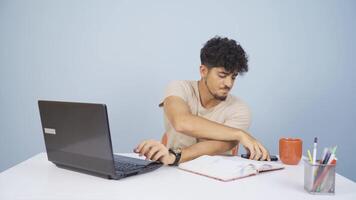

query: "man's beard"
left=213, top=93, right=227, bottom=101
left=204, top=79, right=228, bottom=101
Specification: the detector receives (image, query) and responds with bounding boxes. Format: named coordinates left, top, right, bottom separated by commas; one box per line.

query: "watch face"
left=175, top=148, right=182, bottom=154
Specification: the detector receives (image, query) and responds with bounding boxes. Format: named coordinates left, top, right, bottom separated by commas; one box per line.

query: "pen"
left=326, top=146, right=337, bottom=165
left=320, top=148, right=328, bottom=163
left=312, top=158, right=337, bottom=191
left=322, top=151, right=331, bottom=164
left=312, top=137, right=318, bottom=164
left=322, top=146, right=337, bottom=164
left=307, top=150, right=313, bottom=163
left=327, top=154, right=336, bottom=165
left=314, top=146, right=338, bottom=192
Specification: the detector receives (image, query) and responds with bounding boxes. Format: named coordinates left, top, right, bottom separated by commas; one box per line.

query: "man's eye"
left=232, top=76, right=237, bottom=80
left=219, top=74, right=226, bottom=78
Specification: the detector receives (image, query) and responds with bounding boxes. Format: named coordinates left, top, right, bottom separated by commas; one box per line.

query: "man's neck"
left=198, top=79, right=221, bottom=109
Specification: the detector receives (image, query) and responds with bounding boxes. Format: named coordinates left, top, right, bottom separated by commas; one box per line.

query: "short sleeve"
left=223, top=101, right=252, bottom=131
left=159, top=81, right=190, bottom=107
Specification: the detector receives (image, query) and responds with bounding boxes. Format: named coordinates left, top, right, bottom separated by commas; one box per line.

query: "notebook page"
left=223, top=156, right=284, bottom=172
left=178, top=155, right=258, bottom=181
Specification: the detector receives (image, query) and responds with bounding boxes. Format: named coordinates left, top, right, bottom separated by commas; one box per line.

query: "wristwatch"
left=168, top=148, right=182, bottom=166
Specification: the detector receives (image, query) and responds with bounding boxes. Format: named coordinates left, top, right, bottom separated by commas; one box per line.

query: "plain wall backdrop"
left=0, top=0, right=355, bottom=181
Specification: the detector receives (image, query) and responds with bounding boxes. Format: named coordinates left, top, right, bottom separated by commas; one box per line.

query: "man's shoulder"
left=160, top=80, right=197, bottom=107
left=167, top=80, right=195, bottom=87
left=166, top=80, right=196, bottom=93
left=225, top=95, right=250, bottom=110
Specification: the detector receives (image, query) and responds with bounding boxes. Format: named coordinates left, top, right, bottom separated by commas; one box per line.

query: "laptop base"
left=55, top=163, right=115, bottom=179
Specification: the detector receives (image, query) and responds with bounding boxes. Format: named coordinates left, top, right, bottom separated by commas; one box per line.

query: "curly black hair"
left=200, top=36, right=248, bottom=75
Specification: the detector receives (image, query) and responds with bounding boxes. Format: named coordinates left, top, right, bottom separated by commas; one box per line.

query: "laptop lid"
left=38, top=100, right=116, bottom=178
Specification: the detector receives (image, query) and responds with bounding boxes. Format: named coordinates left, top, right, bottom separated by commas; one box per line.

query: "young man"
left=134, top=36, right=270, bottom=165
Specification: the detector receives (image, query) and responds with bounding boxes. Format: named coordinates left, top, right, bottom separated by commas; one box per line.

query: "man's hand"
left=239, top=132, right=271, bottom=161
left=134, top=140, right=175, bottom=165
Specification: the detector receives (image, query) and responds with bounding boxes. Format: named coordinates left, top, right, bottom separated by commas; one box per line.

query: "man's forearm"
left=179, top=140, right=238, bottom=163
left=164, top=97, right=248, bottom=142
left=174, top=114, right=246, bottom=142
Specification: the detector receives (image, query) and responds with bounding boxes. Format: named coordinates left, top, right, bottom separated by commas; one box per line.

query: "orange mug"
left=279, top=138, right=302, bottom=165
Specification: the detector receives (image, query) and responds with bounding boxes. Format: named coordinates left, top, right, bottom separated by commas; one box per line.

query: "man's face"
left=202, top=66, right=237, bottom=101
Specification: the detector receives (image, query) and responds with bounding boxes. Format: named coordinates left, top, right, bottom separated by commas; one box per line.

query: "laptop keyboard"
left=113, top=156, right=145, bottom=172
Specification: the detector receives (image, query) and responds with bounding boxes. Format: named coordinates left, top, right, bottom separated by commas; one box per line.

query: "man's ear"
left=200, top=65, right=209, bottom=80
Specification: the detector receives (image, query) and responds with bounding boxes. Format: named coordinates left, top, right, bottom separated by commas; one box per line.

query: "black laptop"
left=38, top=100, right=162, bottom=179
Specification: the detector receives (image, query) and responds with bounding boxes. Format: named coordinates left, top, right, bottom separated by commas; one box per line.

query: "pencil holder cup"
left=304, top=159, right=336, bottom=195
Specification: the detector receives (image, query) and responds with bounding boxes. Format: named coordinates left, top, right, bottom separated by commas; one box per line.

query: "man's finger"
left=140, top=142, right=153, bottom=157
left=146, top=145, right=160, bottom=160
left=247, top=145, right=255, bottom=160
left=136, top=141, right=147, bottom=155
left=259, top=145, right=268, bottom=161
left=152, top=150, right=165, bottom=161
left=255, top=142, right=266, bottom=161
left=253, top=145, right=262, bottom=160
left=257, top=142, right=270, bottom=161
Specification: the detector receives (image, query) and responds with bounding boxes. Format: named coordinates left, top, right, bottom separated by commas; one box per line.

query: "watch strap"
left=168, top=148, right=181, bottom=166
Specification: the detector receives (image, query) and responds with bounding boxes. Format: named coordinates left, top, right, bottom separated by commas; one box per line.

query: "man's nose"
left=224, top=77, right=233, bottom=89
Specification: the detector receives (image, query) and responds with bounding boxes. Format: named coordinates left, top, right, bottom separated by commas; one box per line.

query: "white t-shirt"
left=160, top=80, right=251, bottom=155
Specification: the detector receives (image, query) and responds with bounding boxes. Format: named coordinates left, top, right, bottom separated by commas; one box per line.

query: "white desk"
left=0, top=153, right=355, bottom=200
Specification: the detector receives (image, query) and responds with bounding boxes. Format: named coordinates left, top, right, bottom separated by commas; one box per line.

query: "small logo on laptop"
left=44, top=128, right=56, bottom=135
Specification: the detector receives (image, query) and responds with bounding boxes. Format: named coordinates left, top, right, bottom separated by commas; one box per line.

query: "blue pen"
left=320, top=148, right=328, bottom=163
left=322, top=151, right=332, bottom=164
left=323, top=146, right=337, bottom=164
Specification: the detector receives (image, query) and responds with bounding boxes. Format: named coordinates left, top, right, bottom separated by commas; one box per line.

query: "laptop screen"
left=38, top=100, right=116, bottom=176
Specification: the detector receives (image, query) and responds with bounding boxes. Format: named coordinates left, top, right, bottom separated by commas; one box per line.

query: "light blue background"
left=1, top=0, right=355, bottom=181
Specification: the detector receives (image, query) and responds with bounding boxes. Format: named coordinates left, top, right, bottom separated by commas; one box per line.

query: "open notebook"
left=178, top=155, right=284, bottom=182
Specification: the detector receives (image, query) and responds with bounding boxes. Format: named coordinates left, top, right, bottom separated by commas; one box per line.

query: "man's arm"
left=135, top=95, right=270, bottom=163
left=179, top=140, right=238, bottom=163
left=164, top=96, right=244, bottom=141
left=163, top=96, right=269, bottom=161
left=135, top=139, right=237, bottom=165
